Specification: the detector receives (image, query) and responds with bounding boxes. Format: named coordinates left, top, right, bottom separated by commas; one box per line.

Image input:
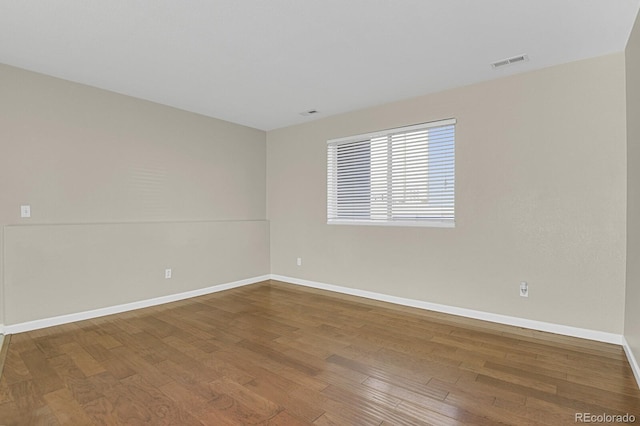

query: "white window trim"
left=327, top=219, right=455, bottom=228
left=327, top=118, right=456, bottom=228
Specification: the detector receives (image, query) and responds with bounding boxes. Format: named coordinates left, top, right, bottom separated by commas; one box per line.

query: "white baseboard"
left=4, top=272, right=633, bottom=388
left=3, top=275, right=270, bottom=335
left=270, top=274, right=623, bottom=345
left=622, top=336, right=640, bottom=389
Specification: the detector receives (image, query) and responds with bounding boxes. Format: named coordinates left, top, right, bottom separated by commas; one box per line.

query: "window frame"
left=327, top=118, right=456, bottom=228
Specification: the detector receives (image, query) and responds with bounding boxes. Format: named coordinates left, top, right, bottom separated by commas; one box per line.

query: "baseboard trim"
left=622, top=336, right=640, bottom=389
left=3, top=273, right=629, bottom=362
left=4, top=275, right=270, bottom=334
left=270, top=274, right=623, bottom=345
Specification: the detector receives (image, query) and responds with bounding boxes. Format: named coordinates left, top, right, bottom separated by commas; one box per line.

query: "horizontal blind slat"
left=328, top=120, right=455, bottom=225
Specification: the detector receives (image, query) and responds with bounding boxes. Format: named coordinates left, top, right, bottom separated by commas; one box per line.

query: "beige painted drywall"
left=0, top=52, right=630, bottom=337
left=4, top=221, right=268, bottom=324
left=626, top=12, right=640, bottom=368
left=267, top=53, right=627, bottom=333
left=0, top=64, right=268, bottom=326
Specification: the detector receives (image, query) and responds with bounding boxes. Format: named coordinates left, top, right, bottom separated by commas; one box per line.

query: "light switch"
left=20, top=205, right=31, bottom=218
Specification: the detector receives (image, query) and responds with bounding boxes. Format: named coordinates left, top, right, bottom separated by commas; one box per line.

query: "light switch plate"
left=20, top=205, right=31, bottom=218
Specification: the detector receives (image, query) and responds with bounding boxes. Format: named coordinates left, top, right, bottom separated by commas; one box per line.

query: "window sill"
left=327, top=220, right=455, bottom=228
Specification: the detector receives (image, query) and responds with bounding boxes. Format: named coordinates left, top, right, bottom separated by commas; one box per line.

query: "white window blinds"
left=327, top=118, right=455, bottom=227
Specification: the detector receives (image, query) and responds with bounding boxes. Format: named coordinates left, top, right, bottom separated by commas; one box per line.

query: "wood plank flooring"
left=0, top=280, right=638, bottom=425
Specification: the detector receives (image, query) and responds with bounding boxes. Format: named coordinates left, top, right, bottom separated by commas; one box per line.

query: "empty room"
left=1, top=1, right=640, bottom=425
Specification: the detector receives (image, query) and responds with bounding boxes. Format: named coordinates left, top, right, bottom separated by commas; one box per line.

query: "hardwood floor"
left=0, top=280, right=638, bottom=425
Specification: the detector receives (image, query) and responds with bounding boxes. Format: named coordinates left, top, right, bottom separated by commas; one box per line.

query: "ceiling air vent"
left=491, top=54, right=529, bottom=69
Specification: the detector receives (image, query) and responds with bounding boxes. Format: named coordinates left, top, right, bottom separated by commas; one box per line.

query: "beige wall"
left=626, top=13, right=640, bottom=366
left=4, top=221, right=268, bottom=324
left=267, top=54, right=627, bottom=333
left=0, top=52, right=631, bottom=337
left=0, top=64, right=268, bottom=326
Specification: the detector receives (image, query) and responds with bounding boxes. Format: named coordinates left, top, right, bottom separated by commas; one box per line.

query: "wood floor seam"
left=0, top=280, right=638, bottom=425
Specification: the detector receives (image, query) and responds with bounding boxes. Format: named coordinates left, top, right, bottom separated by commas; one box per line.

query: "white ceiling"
left=1, top=1, right=639, bottom=131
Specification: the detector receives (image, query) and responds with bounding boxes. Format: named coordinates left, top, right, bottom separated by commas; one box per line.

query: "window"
left=327, top=118, right=455, bottom=227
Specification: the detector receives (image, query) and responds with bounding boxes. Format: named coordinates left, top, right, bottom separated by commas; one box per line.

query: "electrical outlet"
left=20, top=205, right=31, bottom=218
left=296, top=257, right=302, bottom=266
left=165, top=268, right=172, bottom=279
left=520, top=281, right=528, bottom=298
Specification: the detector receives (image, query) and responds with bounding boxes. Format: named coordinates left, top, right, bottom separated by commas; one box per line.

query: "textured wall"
left=0, top=64, right=268, bottom=326
left=4, top=221, right=268, bottom=324
left=268, top=54, right=627, bottom=333
left=626, top=11, right=640, bottom=373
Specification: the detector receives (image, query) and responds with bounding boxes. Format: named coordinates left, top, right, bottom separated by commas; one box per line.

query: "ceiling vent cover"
left=491, top=54, right=529, bottom=69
